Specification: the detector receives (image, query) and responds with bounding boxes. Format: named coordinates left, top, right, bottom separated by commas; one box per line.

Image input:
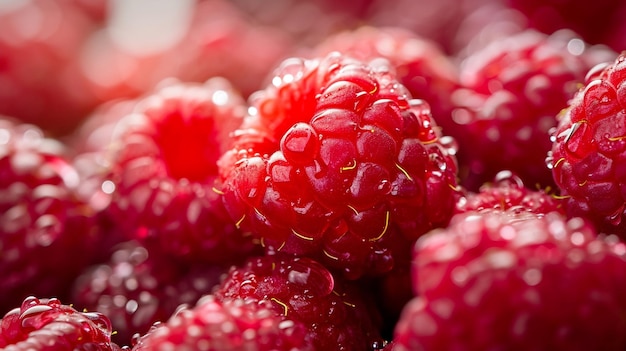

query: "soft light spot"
left=570, top=231, right=585, bottom=246
left=102, top=180, right=116, bottom=194
left=484, top=249, right=517, bottom=269
left=125, top=300, right=138, bottom=314
left=107, top=0, right=195, bottom=56
left=567, top=38, right=585, bottom=56
left=522, top=268, right=542, bottom=286
left=211, top=90, right=229, bottom=106
left=0, top=128, right=10, bottom=144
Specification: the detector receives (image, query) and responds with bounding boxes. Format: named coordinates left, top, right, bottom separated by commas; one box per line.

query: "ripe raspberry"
left=0, top=118, right=100, bottom=315
left=99, top=78, right=258, bottom=263
left=314, top=26, right=460, bottom=128
left=549, top=53, right=626, bottom=235
left=213, top=255, right=384, bottom=351
left=131, top=295, right=313, bottom=351
left=0, top=296, right=121, bottom=350
left=394, top=210, right=626, bottom=350
left=219, top=52, right=459, bottom=278
left=449, top=30, right=609, bottom=191
left=456, top=170, right=564, bottom=215
left=72, top=241, right=229, bottom=346
left=0, top=0, right=99, bottom=135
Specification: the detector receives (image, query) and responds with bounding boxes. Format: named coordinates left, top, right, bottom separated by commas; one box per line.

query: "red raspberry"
left=0, top=118, right=100, bottom=315
left=0, top=0, right=99, bottom=135
left=72, top=241, right=229, bottom=346
left=456, top=170, right=564, bottom=215
left=0, top=296, right=121, bottom=350
left=219, top=52, right=459, bottom=278
left=549, top=53, right=626, bottom=235
left=131, top=295, right=313, bottom=351
left=449, top=30, right=610, bottom=191
left=394, top=210, right=626, bottom=350
left=314, top=26, right=460, bottom=129
left=99, top=78, right=258, bottom=263
left=213, top=255, right=384, bottom=350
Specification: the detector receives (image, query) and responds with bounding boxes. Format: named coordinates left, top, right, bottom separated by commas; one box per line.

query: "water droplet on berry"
left=608, top=205, right=624, bottom=226
left=272, top=58, right=307, bottom=87
left=439, top=136, right=458, bottom=156
left=131, top=333, right=142, bottom=346
left=20, top=305, right=53, bottom=328
left=545, top=154, right=554, bottom=170
left=493, top=170, right=524, bottom=188
left=429, top=153, right=447, bottom=172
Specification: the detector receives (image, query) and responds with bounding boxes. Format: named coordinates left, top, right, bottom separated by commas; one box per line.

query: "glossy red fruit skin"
left=98, top=78, right=258, bottom=264
left=394, top=210, right=626, bottom=351
left=456, top=170, right=564, bottom=215
left=449, top=30, right=612, bottom=191
left=314, top=26, right=460, bottom=125
left=72, top=240, right=229, bottom=346
left=549, top=53, right=626, bottom=235
left=131, top=296, right=314, bottom=351
left=213, top=254, right=384, bottom=351
left=0, top=296, right=121, bottom=350
left=0, top=118, right=100, bottom=316
left=219, top=52, right=459, bottom=279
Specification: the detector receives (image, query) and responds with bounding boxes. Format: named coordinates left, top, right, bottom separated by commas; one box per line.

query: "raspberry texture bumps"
left=448, top=30, right=609, bottom=191
left=394, top=210, right=626, bottom=351
left=549, top=53, right=626, bottom=236
left=219, top=52, right=460, bottom=279
left=0, top=118, right=100, bottom=315
left=0, top=296, right=121, bottom=350
left=98, top=78, right=258, bottom=263
left=131, top=296, right=313, bottom=351
left=213, top=254, right=384, bottom=350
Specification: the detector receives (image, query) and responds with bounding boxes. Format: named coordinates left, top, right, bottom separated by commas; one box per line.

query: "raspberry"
left=449, top=30, right=609, bottom=191
left=219, top=52, right=459, bottom=278
left=549, top=53, right=626, bottom=235
left=72, top=241, right=229, bottom=346
left=99, top=78, right=258, bottom=263
left=131, top=295, right=313, bottom=351
left=314, top=26, right=460, bottom=128
left=394, top=210, right=626, bottom=350
left=0, top=296, right=121, bottom=350
left=455, top=170, right=564, bottom=215
left=0, top=118, right=100, bottom=315
left=213, top=254, right=384, bottom=350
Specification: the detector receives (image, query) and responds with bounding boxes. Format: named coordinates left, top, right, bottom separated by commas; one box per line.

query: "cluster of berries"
left=1, top=0, right=626, bottom=350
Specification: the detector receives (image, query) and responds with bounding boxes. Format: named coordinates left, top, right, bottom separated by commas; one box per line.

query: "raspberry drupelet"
left=71, top=240, right=229, bottom=346
left=394, top=210, right=626, bottom=351
left=0, top=296, right=122, bottom=350
left=0, top=117, right=100, bottom=315
left=449, top=29, right=614, bottom=191
left=98, top=78, right=259, bottom=264
left=131, top=296, right=313, bottom=351
left=549, top=53, right=626, bottom=236
left=213, top=254, right=384, bottom=350
left=218, top=52, right=460, bottom=279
